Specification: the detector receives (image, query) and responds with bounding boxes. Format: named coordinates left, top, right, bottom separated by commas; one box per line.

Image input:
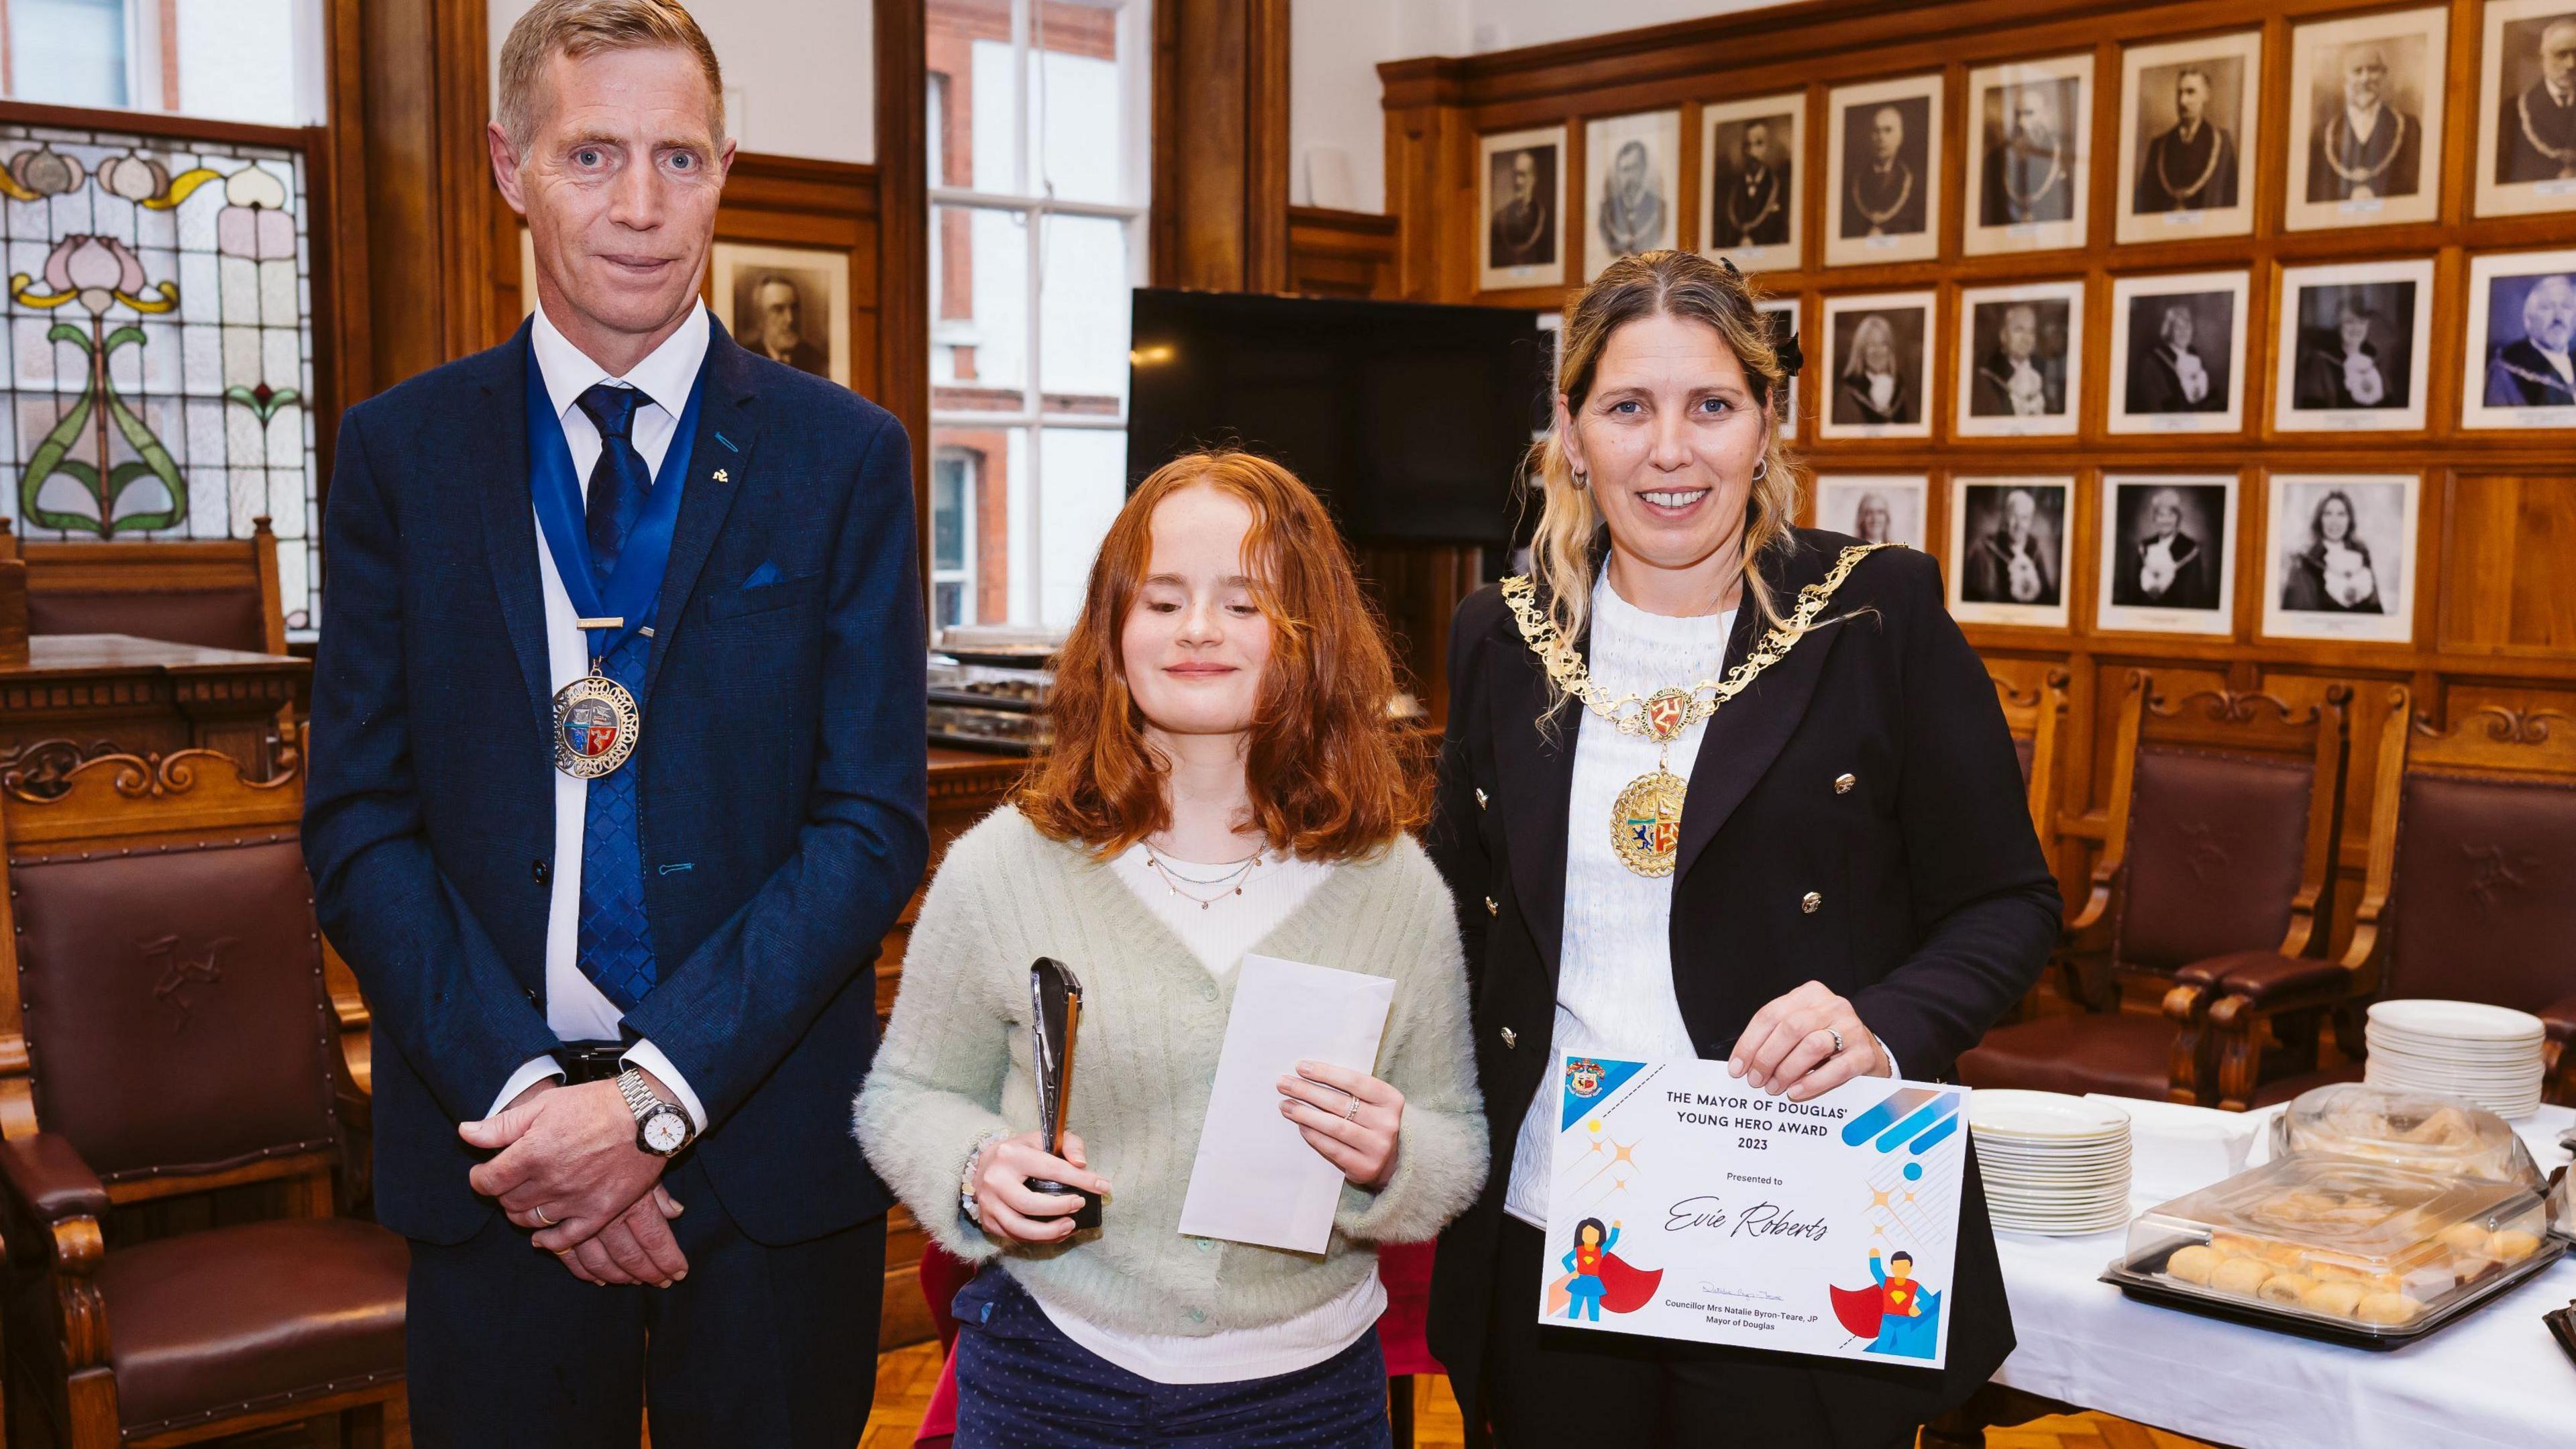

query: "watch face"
left=643, top=1110, right=689, bottom=1154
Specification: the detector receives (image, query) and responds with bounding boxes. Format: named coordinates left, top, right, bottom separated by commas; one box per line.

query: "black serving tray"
left=2100, top=1232, right=2571, bottom=1350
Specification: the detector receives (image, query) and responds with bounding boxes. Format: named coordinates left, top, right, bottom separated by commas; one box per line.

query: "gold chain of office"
left=1501, top=542, right=1895, bottom=875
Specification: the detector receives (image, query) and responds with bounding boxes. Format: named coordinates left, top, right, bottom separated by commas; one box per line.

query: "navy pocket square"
left=742, top=561, right=784, bottom=590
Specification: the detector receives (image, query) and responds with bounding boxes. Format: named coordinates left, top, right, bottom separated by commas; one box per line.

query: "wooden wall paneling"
left=877, top=0, right=930, bottom=580
left=1284, top=207, right=1401, bottom=299
left=1150, top=0, right=1291, bottom=292
left=347, top=0, right=502, bottom=391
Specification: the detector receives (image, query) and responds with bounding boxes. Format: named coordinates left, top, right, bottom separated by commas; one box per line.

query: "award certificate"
left=1541, top=1055, right=1969, bottom=1368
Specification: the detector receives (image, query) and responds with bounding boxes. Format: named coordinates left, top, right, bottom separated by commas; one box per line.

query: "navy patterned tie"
left=571, top=383, right=656, bottom=1010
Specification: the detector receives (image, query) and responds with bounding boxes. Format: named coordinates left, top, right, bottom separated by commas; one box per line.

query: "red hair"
left=1016, top=451, right=1429, bottom=861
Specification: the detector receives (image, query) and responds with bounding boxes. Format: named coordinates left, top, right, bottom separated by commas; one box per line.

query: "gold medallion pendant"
left=1501, top=543, right=1896, bottom=881
left=1612, top=767, right=1688, bottom=877
left=551, top=668, right=641, bottom=780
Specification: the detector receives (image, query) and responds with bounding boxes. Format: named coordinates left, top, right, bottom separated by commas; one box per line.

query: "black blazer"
left=1424, top=532, right=2060, bottom=1443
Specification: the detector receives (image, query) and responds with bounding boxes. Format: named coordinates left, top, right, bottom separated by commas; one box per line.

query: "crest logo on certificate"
left=1542, top=1056, right=1969, bottom=1368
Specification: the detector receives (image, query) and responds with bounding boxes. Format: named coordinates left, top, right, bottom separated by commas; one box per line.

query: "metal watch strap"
left=615, top=1067, right=661, bottom=1122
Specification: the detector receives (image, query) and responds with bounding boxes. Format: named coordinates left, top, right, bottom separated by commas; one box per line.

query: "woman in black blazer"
left=1425, top=250, right=2061, bottom=1448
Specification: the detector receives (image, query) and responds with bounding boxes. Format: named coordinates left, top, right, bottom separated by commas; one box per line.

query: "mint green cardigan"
left=853, top=806, right=1488, bottom=1338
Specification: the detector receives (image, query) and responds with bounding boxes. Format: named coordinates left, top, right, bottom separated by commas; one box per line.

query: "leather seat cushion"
left=1960, top=1011, right=2176, bottom=1100
left=98, top=1217, right=405, bottom=1435
left=2253, top=1060, right=2367, bottom=1109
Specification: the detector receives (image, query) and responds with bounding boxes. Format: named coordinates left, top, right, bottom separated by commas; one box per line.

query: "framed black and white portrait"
left=2097, top=474, right=2239, bottom=635
left=710, top=241, right=851, bottom=386
left=1957, top=280, right=2084, bottom=438
left=1825, top=74, right=1943, bottom=266
left=1820, top=292, right=1935, bottom=439
left=2273, top=260, right=2433, bottom=433
left=2116, top=31, right=2260, bottom=243
left=2462, top=248, right=2576, bottom=427
left=2108, top=271, right=2249, bottom=434
left=2475, top=0, right=2576, bottom=217
left=1966, top=55, right=2092, bottom=256
left=1815, top=474, right=1927, bottom=548
left=1585, top=110, right=1680, bottom=281
left=2285, top=8, right=2447, bottom=231
left=1479, top=125, right=1566, bottom=290
left=1702, top=93, right=1803, bottom=272
left=2260, top=473, right=2420, bottom=645
left=1947, top=476, right=2074, bottom=629
left=1756, top=297, right=1802, bottom=429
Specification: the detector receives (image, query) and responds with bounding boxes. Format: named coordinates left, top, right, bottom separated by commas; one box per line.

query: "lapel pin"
left=712, top=468, right=729, bottom=482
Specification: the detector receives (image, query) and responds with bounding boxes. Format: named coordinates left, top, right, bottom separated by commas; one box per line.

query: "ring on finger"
left=1343, top=1095, right=1362, bottom=1123
left=1825, top=1026, right=1845, bottom=1057
left=532, top=1205, right=555, bottom=1227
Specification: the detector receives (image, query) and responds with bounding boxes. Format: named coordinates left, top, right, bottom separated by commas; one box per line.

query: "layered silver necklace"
left=1142, top=842, right=1267, bottom=910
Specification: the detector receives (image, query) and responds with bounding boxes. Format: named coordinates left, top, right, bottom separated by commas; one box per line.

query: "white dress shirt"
left=484, top=301, right=711, bottom=1130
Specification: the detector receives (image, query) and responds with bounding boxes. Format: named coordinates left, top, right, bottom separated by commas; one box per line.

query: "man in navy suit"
left=301, top=3, right=924, bottom=1443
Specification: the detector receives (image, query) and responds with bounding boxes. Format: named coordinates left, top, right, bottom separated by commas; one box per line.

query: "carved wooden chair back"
left=0, top=517, right=286, bottom=656
left=1990, top=668, right=2072, bottom=848
left=2373, top=701, right=2576, bottom=1018
left=0, top=747, right=340, bottom=1214
left=2095, top=673, right=2351, bottom=982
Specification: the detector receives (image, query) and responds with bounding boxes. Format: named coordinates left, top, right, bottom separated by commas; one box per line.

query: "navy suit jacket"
left=303, top=319, right=927, bottom=1246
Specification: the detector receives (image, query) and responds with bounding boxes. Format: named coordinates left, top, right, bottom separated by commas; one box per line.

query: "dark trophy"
left=1026, top=957, right=1102, bottom=1230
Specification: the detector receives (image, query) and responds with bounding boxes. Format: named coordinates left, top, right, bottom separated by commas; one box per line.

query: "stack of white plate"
left=2365, top=1000, right=2546, bottom=1118
left=1968, top=1090, right=2133, bottom=1236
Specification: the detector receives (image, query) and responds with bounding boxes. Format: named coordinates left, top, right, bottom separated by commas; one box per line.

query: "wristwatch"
left=616, top=1067, right=694, bottom=1158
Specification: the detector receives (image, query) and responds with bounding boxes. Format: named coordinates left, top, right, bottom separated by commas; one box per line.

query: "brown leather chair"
left=2196, top=690, right=2576, bottom=1109
left=1960, top=673, right=2351, bottom=1105
left=0, top=517, right=287, bottom=656
left=0, top=748, right=400, bottom=1448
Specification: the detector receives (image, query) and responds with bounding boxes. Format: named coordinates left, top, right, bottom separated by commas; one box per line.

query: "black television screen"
left=1125, top=288, right=1550, bottom=547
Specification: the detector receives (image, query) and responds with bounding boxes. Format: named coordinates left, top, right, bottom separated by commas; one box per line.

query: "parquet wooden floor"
left=858, top=1343, right=2219, bottom=1448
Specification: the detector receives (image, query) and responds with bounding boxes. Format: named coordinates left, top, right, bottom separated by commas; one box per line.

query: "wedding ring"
left=1827, top=1027, right=1846, bottom=1057
left=532, top=1206, right=555, bottom=1227
left=1344, top=1097, right=1362, bottom=1123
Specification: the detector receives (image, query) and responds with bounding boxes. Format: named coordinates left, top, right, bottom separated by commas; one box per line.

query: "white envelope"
left=1175, top=954, right=1396, bottom=1253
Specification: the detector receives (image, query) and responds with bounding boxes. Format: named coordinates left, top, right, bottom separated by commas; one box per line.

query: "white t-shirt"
left=1016, top=843, right=1387, bottom=1384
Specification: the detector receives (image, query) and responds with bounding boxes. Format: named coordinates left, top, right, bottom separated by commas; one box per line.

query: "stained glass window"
left=2, top=120, right=319, bottom=631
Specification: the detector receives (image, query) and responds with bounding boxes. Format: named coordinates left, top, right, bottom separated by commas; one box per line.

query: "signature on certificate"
left=1665, top=1195, right=1834, bottom=1242
left=1697, top=1283, right=1784, bottom=1302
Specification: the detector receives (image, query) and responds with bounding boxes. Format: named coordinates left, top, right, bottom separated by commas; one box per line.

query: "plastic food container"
left=2270, top=1083, right=2542, bottom=1189
left=2104, top=1152, right=2561, bottom=1346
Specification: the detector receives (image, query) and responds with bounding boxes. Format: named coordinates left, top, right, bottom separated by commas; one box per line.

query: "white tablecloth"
left=1990, top=1102, right=2576, bottom=1449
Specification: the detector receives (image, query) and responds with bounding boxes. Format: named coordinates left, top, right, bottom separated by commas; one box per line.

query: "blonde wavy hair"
left=1525, top=249, right=1801, bottom=668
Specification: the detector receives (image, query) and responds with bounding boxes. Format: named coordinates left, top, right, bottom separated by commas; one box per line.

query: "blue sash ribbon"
left=523, top=335, right=708, bottom=660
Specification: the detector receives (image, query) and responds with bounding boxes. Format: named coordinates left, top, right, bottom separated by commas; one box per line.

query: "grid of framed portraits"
left=1900, top=469, right=2426, bottom=643
left=1947, top=476, right=2074, bottom=629
left=2098, top=474, right=2240, bottom=635
left=1957, top=281, right=2084, bottom=437
left=1815, top=474, right=1927, bottom=548
left=1966, top=55, right=2092, bottom=255
left=2273, top=260, right=2434, bottom=431
left=1468, top=7, right=2576, bottom=283
left=1821, top=292, right=1935, bottom=439
left=1825, top=74, right=1944, bottom=266
left=1703, top=94, right=1803, bottom=272
left=1585, top=111, right=1681, bottom=281
left=2463, top=246, right=2576, bottom=426
left=1479, top=124, right=1568, bottom=291
left=2108, top=272, right=2249, bottom=433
